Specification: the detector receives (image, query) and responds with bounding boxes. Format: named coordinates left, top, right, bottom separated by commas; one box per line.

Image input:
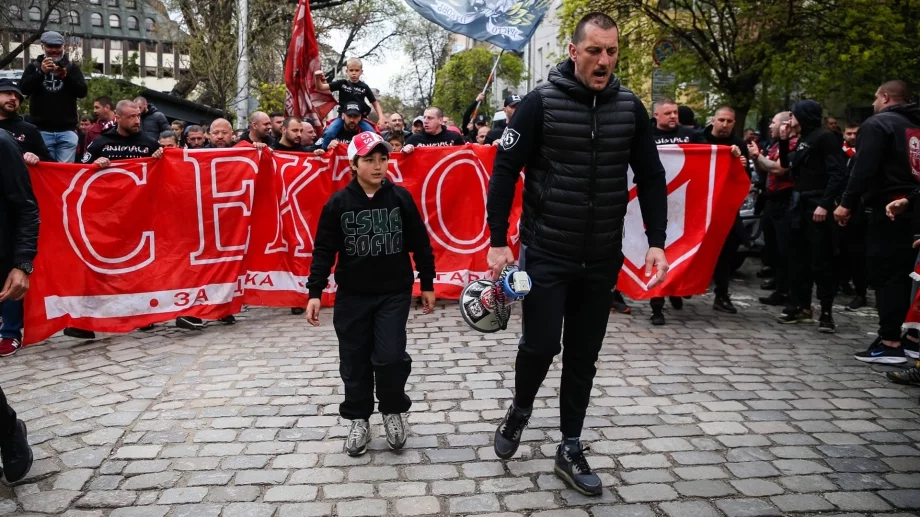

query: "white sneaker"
left=383, top=413, right=407, bottom=450
left=345, top=419, right=370, bottom=456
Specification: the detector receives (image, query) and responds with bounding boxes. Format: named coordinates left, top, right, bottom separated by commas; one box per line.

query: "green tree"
left=432, top=49, right=526, bottom=123
left=78, top=77, right=143, bottom=117
left=257, top=82, right=287, bottom=113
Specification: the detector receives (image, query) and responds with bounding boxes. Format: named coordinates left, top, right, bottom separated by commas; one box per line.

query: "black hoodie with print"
left=779, top=100, right=848, bottom=210
left=306, top=178, right=436, bottom=298
left=405, top=126, right=466, bottom=147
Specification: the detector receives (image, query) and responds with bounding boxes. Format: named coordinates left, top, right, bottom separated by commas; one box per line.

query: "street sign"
left=653, top=39, right=677, bottom=66
left=651, top=68, right=676, bottom=102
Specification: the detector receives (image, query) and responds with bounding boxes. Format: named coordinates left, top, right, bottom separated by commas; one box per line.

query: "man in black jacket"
left=19, top=31, right=87, bottom=163
left=486, top=12, right=668, bottom=496
left=0, top=131, right=36, bottom=479
left=0, top=79, right=51, bottom=164
left=835, top=80, right=920, bottom=364
left=777, top=100, right=847, bottom=332
left=485, top=95, right=521, bottom=145
left=135, top=97, right=170, bottom=142
left=403, top=107, right=466, bottom=151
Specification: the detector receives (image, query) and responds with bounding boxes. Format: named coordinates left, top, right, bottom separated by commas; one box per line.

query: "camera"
left=52, top=54, right=69, bottom=68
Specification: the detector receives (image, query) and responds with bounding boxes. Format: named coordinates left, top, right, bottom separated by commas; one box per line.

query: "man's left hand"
left=0, top=269, right=29, bottom=302
left=645, top=247, right=668, bottom=288
left=813, top=206, right=828, bottom=222
left=834, top=206, right=850, bottom=226
left=55, top=66, right=68, bottom=79
left=253, top=142, right=267, bottom=150
left=152, top=148, right=164, bottom=159
left=23, top=152, right=39, bottom=165
left=420, top=291, right=436, bottom=314
left=730, top=145, right=742, bottom=158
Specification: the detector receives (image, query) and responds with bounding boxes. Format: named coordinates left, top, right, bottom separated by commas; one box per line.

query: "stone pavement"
left=1, top=265, right=919, bottom=517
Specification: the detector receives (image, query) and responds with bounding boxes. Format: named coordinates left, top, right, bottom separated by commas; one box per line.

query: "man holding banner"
left=485, top=12, right=668, bottom=496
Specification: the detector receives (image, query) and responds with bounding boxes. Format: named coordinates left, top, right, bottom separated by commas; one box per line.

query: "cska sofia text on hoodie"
left=306, top=178, right=436, bottom=298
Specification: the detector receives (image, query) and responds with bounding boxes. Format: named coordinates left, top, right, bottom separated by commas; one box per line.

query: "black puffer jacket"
left=487, top=59, right=667, bottom=261
left=0, top=131, right=39, bottom=275
left=141, top=104, right=170, bottom=141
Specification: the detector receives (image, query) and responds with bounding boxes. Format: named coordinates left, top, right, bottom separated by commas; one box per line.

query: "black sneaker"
left=611, top=291, right=631, bottom=314
left=817, top=311, right=836, bottom=333
left=291, top=307, right=305, bottom=315
left=669, top=296, right=683, bottom=310
left=554, top=439, right=602, bottom=496
left=778, top=308, right=814, bottom=324
left=845, top=296, right=868, bottom=311
left=139, top=324, right=155, bottom=331
left=494, top=404, right=531, bottom=459
left=840, top=282, right=856, bottom=296
left=713, top=295, right=737, bottom=314
left=650, top=310, right=665, bottom=326
left=902, top=336, right=920, bottom=360
left=854, top=338, right=907, bottom=364
left=176, top=316, right=204, bottom=330
left=63, top=328, right=96, bottom=340
left=760, top=278, right=777, bottom=290
left=219, top=315, right=236, bottom=325
left=887, top=363, right=920, bottom=386
left=1, top=419, right=32, bottom=483
left=759, top=291, right=788, bottom=306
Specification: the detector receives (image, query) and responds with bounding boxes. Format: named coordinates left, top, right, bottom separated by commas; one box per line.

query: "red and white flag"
left=284, top=0, right=336, bottom=126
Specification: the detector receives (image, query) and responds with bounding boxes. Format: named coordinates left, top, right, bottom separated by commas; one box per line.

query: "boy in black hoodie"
left=306, top=131, right=436, bottom=457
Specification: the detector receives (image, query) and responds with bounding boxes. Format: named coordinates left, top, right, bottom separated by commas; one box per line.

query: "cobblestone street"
left=1, top=266, right=919, bottom=517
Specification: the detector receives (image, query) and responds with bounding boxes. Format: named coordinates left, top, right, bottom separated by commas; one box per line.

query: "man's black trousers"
left=513, top=245, right=622, bottom=438
left=762, top=195, right=792, bottom=295
left=866, top=207, right=916, bottom=341
left=839, top=204, right=869, bottom=297
left=786, top=195, right=837, bottom=311
left=333, top=289, right=412, bottom=421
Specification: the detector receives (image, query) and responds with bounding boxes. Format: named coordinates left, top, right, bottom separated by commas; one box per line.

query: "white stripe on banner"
left=45, top=270, right=487, bottom=318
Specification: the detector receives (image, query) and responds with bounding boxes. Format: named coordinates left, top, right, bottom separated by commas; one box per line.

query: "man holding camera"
left=19, top=31, right=87, bottom=163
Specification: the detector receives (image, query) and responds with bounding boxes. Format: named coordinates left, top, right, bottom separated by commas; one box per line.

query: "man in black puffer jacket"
left=486, top=12, right=668, bottom=496
left=777, top=100, right=847, bottom=332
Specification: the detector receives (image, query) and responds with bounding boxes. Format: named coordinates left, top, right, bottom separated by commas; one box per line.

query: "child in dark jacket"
left=306, top=131, right=436, bottom=456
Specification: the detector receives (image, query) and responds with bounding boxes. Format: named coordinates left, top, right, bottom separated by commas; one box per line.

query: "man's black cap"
left=504, top=94, right=522, bottom=107
left=343, top=102, right=362, bottom=115
left=0, top=78, right=23, bottom=101
left=474, top=114, right=487, bottom=125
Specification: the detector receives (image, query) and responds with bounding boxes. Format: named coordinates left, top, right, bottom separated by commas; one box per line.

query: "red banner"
left=22, top=144, right=747, bottom=345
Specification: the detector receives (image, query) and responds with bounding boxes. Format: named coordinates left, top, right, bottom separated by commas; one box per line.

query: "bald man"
left=206, top=119, right=234, bottom=149
left=236, top=111, right=273, bottom=149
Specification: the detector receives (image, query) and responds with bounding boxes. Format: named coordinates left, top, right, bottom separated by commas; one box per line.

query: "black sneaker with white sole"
left=176, top=316, right=204, bottom=330
left=777, top=308, right=814, bottom=324
left=854, top=338, right=907, bottom=364
left=901, top=336, right=920, bottom=360
left=345, top=419, right=370, bottom=457
left=817, top=311, right=835, bottom=333
left=493, top=404, right=531, bottom=459
left=554, top=439, right=602, bottom=496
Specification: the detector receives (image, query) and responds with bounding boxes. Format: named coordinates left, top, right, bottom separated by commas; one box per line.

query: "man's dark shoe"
left=713, top=295, right=737, bottom=314
left=176, top=316, right=204, bottom=330
left=760, top=278, right=777, bottom=290
left=611, top=291, right=631, bottom=314
left=494, top=404, right=531, bottom=459
left=817, top=311, right=836, bottom=334
left=219, top=315, right=236, bottom=325
left=759, top=291, right=787, bottom=306
left=845, top=295, right=868, bottom=311
left=901, top=336, right=919, bottom=360
left=1, top=419, right=32, bottom=483
left=291, top=307, right=306, bottom=315
left=840, top=282, right=856, bottom=296
left=63, top=328, right=96, bottom=339
left=777, top=308, right=814, bottom=324
left=650, top=310, right=665, bottom=326
left=854, top=337, right=907, bottom=364
left=887, top=362, right=920, bottom=386
left=669, top=296, right=683, bottom=310
left=554, top=439, right=602, bottom=496
left=756, top=266, right=774, bottom=279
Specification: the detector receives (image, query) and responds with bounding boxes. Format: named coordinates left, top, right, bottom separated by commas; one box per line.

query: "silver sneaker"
left=383, top=413, right=407, bottom=450
left=345, top=419, right=370, bottom=456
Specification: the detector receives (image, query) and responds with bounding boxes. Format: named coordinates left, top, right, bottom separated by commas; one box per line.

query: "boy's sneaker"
left=554, top=439, right=602, bottom=496
left=817, top=311, right=836, bottom=334
left=887, top=362, right=920, bottom=386
left=650, top=310, right=665, bottom=326
left=669, top=296, right=683, bottom=310
left=63, top=328, right=96, bottom=339
left=345, top=419, right=370, bottom=457
left=494, top=404, right=531, bottom=459
left=758, top=291, right=787, bottom=306
left=383, top=413, right=407, bottom=450
left=902, top=336, right=920, bottom=359
left=219, top=315, right=236, bottom=325
left=845, top=295, right=868, bottom=311
left=176, top=316, right=204, bottom=330
left=777, top=308, right=813, bottom=324
left=854, top=338, right=907, bottom=364
left=713, top=295, right=737, bottom=314
left=1, top=419, right=32, bottom=483
left=611, top=291, right=631, bottom=314
left=0, top=338, right=22, bottom=357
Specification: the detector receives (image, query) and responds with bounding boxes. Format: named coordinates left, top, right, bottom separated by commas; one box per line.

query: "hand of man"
left=55, top=65, right=68, bottom=79
left=779, top=123, right=790, bottom=140
left=476, top=93, right=485, bottom=103
left=41, top=58, right=55, bottom=73
left=730, top=145, right=742, bottom=158
left=813, top=206, right=828, bottom=222
left=23, top=152, right=39, bottom=165
left=327, top=140, right=340, bottom=151
left=487, top=246, right=515, bottom=280
left=253, top=142, right=267, bottom=150
left=746, top=142, right=760, bottom=158
left=402, top=144, right=414, bottom=154
left=0, top=269, right=29, bottom=302
left=887, top=198, right=910, bottom=220
left=645, top=247, right=668, bottom=289
left=305, top=298, right=321, bottom=326
left=94, top=157, right=111, bottom=168
left=313, top=149, right=325, bottom=156
left=420, top=291, right=436, bottom=314
left=834, top=206, right=850, bottom=226
left=152, top=148, right=164, bottom=159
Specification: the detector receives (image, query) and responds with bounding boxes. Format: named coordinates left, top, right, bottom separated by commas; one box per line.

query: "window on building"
left=126, top=0, right=136, bottom=8
left=127, top=16, right=138, bottom=30
left=49, top=9, right=61, bottom=23
left=110, top=40, right=122, bottom=50
left=91, top=39, right=104, bottom=49
left=107, top=0, right=118, bottom=7
left=91, top=13, right=102, bottom=27
left=160, top=42, right=173, bottom=54
left=145, top=67, right=157, bottom=77
left=68, top=10, right=79, bottom=24
left=109, top=14, right=120, bottom=28
left=127, top=40, right=140, bottom=51
left=10, top=5, right=21, bottom=20
left=28, top=7, right=41, bottom=21
left=145, top=18, right=156, bottom=32
left=111, top=64, right=121, bottom=75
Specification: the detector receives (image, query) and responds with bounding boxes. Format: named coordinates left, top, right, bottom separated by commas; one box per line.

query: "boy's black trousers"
left=333, top=289, right=413, bottom=421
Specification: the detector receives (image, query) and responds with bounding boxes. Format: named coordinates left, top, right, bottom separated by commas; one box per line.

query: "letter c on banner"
left=420, top=149, right=490, bottom=254
left=62, top=166, right=155, bottom=274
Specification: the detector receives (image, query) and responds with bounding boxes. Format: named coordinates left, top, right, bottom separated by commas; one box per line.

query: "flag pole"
left=470, top=50, right=503, bottom=123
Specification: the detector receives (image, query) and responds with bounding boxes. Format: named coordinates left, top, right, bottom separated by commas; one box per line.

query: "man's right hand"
left=94, top=157, right=111, bottom=168
left=0, top=269, right=29, bottom=302
left=476, top=93, right=485, bottom=103
left=487, top=246, right=515, bottom=279
left=306, top=298, right=321, bottom=326
left=327, top=139, right=340, bottom=151
left=41, top=58, right=55, bottom=73
left=887, top=198, right=910, bottom=220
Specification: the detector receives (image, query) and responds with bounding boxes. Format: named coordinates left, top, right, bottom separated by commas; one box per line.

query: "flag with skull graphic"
left=404, top=0, right=552, bottom=52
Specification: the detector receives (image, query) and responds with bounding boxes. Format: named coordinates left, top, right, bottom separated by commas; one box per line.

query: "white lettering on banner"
left=62, top=165, right=155, bottom=275
left=184, top=151, right=258, bottom=265
left=421, top=149, right=491, bottom=254
left=486, top=20, right=524, bottom=40
left=432, top=1, right=477, bottom=23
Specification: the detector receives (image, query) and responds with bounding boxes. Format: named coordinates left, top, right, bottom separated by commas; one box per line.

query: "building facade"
left=1, top=0, right=189, bottom=91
